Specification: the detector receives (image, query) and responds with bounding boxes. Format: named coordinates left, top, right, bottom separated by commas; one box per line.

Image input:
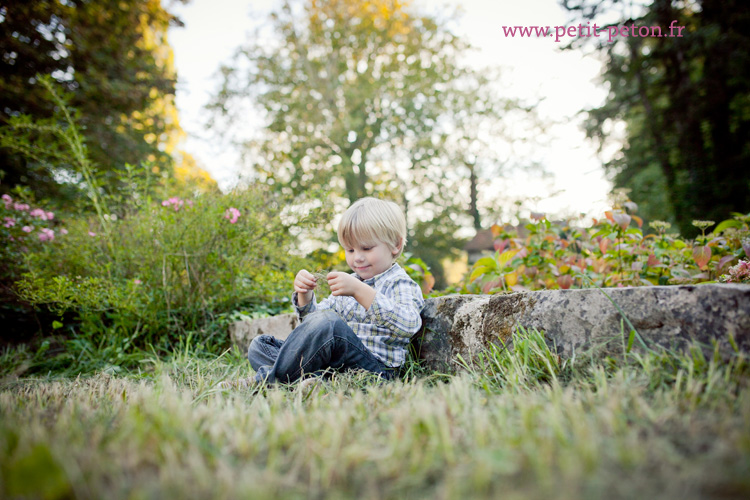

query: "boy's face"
left=344, top=240, right=399, bottom=280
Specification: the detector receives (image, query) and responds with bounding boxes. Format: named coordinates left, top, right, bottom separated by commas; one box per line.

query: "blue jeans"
left=247, top=310, right=396, bottom=384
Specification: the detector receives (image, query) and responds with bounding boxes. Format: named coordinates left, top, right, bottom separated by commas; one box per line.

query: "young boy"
left=219, top=197, right=424, bottom=389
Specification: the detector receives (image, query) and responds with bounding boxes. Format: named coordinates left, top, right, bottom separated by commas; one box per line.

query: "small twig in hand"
left=312, top=270, right=331, bottom=295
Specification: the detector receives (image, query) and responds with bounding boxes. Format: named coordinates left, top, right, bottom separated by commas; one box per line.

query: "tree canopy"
left=0, top=0, right=187, bottom=203
left=563, top=0, right=750, bottom=235
left=210, top=0, right=532, bottom=284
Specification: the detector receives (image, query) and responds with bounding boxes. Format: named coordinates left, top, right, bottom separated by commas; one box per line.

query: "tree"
left=210, top=0, right=531, bottom=283
left=0, top=0, right=186, bottom=203
left=563, top=0, right=750, bottom=235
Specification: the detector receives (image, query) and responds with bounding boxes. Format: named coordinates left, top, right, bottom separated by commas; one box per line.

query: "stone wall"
left=230, top=284, right=750, bottom=372
left=415, top=284, right=750, bottom=372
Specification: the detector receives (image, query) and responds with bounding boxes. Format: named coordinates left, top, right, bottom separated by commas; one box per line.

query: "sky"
left=167, top=0, right=614, bottom=220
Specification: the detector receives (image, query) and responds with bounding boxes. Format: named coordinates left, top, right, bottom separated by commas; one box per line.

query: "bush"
left=15, top=187, right=330, bottom=357
left=461, top=195, right=750, bottom=293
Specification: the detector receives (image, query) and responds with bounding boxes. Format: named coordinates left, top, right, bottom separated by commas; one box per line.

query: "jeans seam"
left=293, top=337, right=335, bottom=380
left=258, top=337, right=277, bottom=358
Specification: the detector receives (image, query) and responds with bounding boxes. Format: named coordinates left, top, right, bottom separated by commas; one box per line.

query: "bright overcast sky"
left=168, top=0, right=613, bottom=219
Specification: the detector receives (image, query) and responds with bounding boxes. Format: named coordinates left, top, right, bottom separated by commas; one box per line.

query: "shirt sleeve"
left=363, top=276, right=424, bottom=338
left=292, top=291, right=334, bottom=319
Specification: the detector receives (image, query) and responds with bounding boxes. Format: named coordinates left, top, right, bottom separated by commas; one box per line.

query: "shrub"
left=15, top=187, right=330, bottom=356
left=461, top=197, right=750, bottom=293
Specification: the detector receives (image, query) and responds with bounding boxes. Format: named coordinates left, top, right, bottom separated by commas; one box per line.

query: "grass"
left=1, top=330, right=749, bottom=500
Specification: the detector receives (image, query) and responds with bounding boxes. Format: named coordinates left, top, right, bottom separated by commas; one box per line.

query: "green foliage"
left=15, top=187, right=330, bottom=367
left=400, top=254, right=436, bottom=297
left=564, top=0, right=750, bottom=235
left=458, top=326, right=565, bottom=392
left=0, top=0, right=184, bottom=203
left=461, top=196, right=750, bottom=293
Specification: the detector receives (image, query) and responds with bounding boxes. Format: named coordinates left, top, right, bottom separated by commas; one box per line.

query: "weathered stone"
left=230, top=284, right=750, bottom=372
left=229, top=313, right=299, bottom=355
left=413, top=284, right=750, bottom=371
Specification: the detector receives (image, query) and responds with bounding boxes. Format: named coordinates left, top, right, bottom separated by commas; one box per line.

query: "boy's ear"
left=392, top=237, right=404, bottom=256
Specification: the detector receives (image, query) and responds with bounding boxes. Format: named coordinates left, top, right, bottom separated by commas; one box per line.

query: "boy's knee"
left=248, top=334, right=266, bottom=351
left=248, top=334, right=275, bottom=356
left=304, top=310, right=339, bottom=327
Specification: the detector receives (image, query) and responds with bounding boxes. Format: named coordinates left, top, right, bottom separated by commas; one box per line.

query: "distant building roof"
left=464, top=229, right=495, bottom=252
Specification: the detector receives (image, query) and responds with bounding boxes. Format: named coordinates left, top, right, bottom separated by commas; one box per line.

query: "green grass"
left=1, top=331, right=749, bottom=500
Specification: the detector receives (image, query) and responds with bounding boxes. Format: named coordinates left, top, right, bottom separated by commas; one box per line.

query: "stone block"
left=229, top=313, right=299, bottom=354
left=411, top=284, right=750, bottom=372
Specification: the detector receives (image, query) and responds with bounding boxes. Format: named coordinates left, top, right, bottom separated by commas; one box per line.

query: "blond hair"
left=338, top=197, right=407, bottom=257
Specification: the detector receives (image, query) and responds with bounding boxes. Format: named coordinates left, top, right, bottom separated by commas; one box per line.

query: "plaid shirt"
left=293, top=263, right=424, bottom=367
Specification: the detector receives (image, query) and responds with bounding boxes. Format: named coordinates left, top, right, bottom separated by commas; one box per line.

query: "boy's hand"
left=294, top=269, right=317, bottom=306
left=326, top=272, right=360, bottom=296
left=328, top=272, right=376, bottom=309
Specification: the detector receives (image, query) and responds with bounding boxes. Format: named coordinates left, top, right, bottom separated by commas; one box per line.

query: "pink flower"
left=224, top=207, right=241, bottom=224
left=46, top=212, right=54, bottom=220
left=134, top=279, right=142, bottom=285
left=60, top=228, right=68, bottom=235
left=724, top=259, right=750, bottom=283
left=2, top=194, right=11, bottom=208
left=161, top=197, right=185, bottom=211
left=88, top=231, right=97, bottom=237
left=3, top=217, right=15, bottom=228
left=13, top=202, right=30, bottom=211
left=29, top=208, right=48, bottom=220
left=38, top=228, right=55, bottom=242
left=22, top=225, right=33, bottom=233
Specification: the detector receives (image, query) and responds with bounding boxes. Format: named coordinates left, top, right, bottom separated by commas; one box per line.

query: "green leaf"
left=626, top=329, right=636, bottom=353
left=474, top=256, right=498, bottom=270
left=496, top=249, right=519, bottom=270
left=714, top=219, right=742, bottom=234
left=469, top=266, right=494, bottom=283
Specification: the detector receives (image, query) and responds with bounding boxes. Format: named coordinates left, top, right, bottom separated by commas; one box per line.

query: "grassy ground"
left=1, top=329, right=749, bottom=500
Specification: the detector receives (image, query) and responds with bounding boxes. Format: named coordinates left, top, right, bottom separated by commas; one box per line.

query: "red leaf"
left=421, top=274, right=435, bottom=295
left=556, top=275, right=573, bottom=289
left=599, top=238, right=610, bottom=254
left=692, top=246, right=712, bottom=270
left=647, top=253, right=662, bottom=267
